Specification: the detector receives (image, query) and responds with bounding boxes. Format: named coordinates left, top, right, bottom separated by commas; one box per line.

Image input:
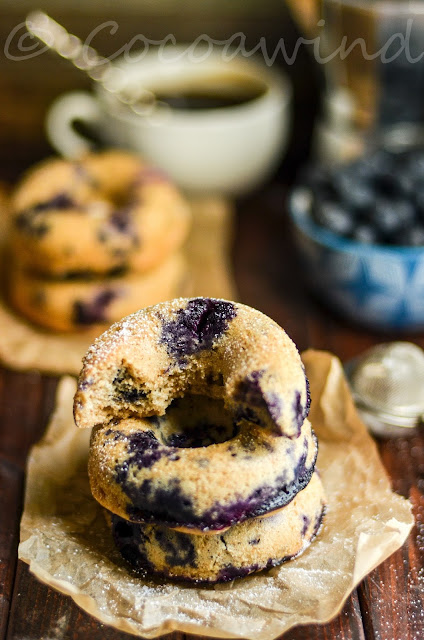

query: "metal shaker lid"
left=346, top=342, right=424, bottom=437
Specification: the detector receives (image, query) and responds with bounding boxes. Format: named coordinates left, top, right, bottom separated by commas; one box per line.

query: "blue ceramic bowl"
left=289, top=188, right=424, bottom=331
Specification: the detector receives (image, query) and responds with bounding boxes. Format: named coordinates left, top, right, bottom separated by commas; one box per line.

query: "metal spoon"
left=25, top=10, right=158, bottom=115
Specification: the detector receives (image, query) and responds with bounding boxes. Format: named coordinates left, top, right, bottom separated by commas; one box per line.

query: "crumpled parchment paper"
left=0, top=195, right=236, bottom=376
left=18, top=350, right=414, bottom=639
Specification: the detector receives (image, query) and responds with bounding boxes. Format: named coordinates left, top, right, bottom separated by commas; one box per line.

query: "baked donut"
left=106, top=471, right=326, bottom=583
left=8, top=253, right=188, bottom=333
left=88, top=400, right=317, bottom=531
left=74, top=298, right=310, bottom=439
left=10, top=151, right=191, bottom=277
left=75, top=297, right=325, bottom=583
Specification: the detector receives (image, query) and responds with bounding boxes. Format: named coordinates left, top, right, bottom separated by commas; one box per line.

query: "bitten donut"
left=106, top=471, right=326, bottom=583
left=88, top=397, right=317, bottom=531
left=10, top=151, right=191, bottom=277
left=8, top=253, right=189, bottom=332
left=74, top=298, right=310, bottom=439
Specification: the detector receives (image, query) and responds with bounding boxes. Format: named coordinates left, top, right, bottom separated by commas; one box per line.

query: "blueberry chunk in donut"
left=235, top=369, right=309, bottom=438
left=160, top=298, right=237, bottom=361
left=118, top=429, right=174, bottom=469
left=293, top=384, right=310, bottom=433
left=113, top=366, right=149, bottom=404
left=109, top=206, right=134, bottom=234
left=14, top=192, right=75, bottom=231
left=14, top=192, right=74, bottom=237
left=73, top=289, right=118, bottom=325
left=14, top=211, right=50, bottom=238
left=32, top=192, right=75, bottom=211
left=111, top=518, right=156, bottom=574
left=98, top=206, right=140, bottom=250
left=153, top=529, right=197, bottom=568
left=235, top=370, right=283, bottom=430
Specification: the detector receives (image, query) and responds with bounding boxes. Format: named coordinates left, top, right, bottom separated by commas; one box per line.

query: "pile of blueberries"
left=299, top=147, right=424, bottom=246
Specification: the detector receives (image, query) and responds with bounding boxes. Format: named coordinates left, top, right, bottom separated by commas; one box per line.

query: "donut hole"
left=153, top=394, right=238, bottom=449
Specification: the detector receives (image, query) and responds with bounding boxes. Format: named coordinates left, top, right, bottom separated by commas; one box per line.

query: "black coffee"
left=154, top=80, right=266, bottom=111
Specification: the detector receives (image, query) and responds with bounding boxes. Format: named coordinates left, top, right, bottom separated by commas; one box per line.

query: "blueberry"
left=160, top=298, right=237, bottom=361
left=333, top=172, right=375, bottom=211
left=361, top=149, right=394, bottom=178
left=405, top=150, right=424, bottom=180
left=31, top=192, right=74, bottom=213
left=351, top=223, right=379, bottom=244
left=396, top=200, right=416, bottom=225
left=372, top=199, right=415, bottom=241
left=313, top=201, right=354, bottom=237
left=73, top=289, right=117, bottom=325
left=395, top=172, right=416, bottom=198
left=109, top=207, right=132, bottom=232
left=397, top=225, right=424, bottom=247
left=385, top=199, right=416, bottom=228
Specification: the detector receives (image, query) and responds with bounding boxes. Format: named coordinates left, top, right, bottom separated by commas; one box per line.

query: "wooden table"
left=1, top=179, right=423, bottom=640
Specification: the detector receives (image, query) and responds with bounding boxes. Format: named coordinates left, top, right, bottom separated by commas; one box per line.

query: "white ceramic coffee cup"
left=46, top=45, right=291, bottom=195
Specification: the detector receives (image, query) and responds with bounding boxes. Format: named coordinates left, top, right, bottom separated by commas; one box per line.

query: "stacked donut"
left=8, top=152, right=191, bottom=332
left=74, top=297, right=326, bottom=583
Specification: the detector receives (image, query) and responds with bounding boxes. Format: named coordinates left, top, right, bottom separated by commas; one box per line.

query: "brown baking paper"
left=0, top=195, right=236, bottom=376
left=19, top=350, right=414, bottom=639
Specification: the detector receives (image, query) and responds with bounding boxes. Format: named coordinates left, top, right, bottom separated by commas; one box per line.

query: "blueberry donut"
left=8, top=253, right=189, bottom=333
left=106, top=471, right=326, bottom=583
left=10, top=151, right=191, bottom=277
left=74, top=298, right=310, bottom=439
left=88, top=399, right=317, bottom=531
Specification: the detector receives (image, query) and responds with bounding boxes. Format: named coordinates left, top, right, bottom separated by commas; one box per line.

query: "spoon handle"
left=26, top=10, right=111, bottom=82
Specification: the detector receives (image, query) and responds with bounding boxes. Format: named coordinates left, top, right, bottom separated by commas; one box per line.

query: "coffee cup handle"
left=45, top=91, right=102, bottom=158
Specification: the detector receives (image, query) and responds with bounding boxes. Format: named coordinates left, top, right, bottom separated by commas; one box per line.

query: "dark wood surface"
left=1, top=177, right=423, bottom=640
